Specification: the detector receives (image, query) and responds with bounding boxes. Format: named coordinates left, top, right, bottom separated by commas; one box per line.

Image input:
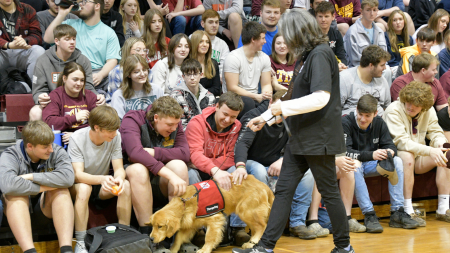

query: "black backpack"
left=85, top=223, right=152, bottom=253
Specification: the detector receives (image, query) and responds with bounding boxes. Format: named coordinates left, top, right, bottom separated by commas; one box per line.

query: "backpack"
left=85, top=223, right=152, bottom=253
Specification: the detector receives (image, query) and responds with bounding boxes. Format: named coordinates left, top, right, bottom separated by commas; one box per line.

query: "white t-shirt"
left=151, top=58, right=183, bottom=95
left=68, top=127, right=123, bottom=176
left=223, top=47, right=271, bottom=94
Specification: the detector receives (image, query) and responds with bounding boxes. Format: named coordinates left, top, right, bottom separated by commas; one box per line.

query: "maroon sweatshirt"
left=119, top=105, right=190, bottom=175
left=42, top=86, right=97, bottom=132
left=330, top=0, right=361, bottom=25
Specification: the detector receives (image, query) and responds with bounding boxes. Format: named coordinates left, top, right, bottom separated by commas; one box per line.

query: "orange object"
left=111, top=185, right=120, bottom=195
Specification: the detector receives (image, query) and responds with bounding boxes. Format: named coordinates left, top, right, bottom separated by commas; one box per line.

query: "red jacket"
left=0, top=1, right=42, bottom=48
left=185, top=106, right=241, bottom=175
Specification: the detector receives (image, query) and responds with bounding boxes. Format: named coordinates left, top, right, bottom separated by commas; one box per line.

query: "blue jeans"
left=188, top=166, right=246, bottom=227
left=354, top=157, right=404, bottom=214
left=243, top=160, right=314, bottom=228
left=170, top=15, right=203, bottom=36
left=0, top=198, right=3, bottom=226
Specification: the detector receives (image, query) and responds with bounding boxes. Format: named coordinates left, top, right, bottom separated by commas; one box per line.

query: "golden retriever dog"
left=147, top=175, right=274, bottom=253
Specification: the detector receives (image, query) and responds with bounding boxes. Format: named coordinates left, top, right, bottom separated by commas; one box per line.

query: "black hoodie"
left=234, top=100, right=289, bottom=167
left=342, top=111, right=397, bottom=162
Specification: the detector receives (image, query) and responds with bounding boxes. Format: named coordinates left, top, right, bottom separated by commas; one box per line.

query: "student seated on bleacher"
left=102, top=0, right=126, bottom=47
left=343, top=0, right=387, bottom=68
left=345, top=94, right=419, bottom=233
left=0, top=121, right=75, bottom=253
left=224, top=22, right=272, bottom=118
left=44, top=0, right=121, bottom=93
left=383, top=81, right=450, bottom=226
left=30, top=24, right=105, bottom=121
left=118, top=0, right=144, bottom=39
left=0, top=0, right=45, bottom=80
left=396, top=27, right=437, bottom=77
left=330, top=0, right=361, bottom=36
left=185, top=92, right=250, bottom=246
left=438, top=30, right=450, bottom=77
left=391, top=53, right=448, bottom=113
left=142, top=9, right=171, bottom=69
left=190, top=30, right=221, bottom=96
left=269, top=33, right=295, bottom=91
left=169, top=59, right=215, bottom=130
left=42, top=63, right=98, bottom=146
left=340, top=45, right=392, bottom=117
left=307, top=0, right=337, bottom=31
left=238, top=0, right=282, bottom=56
left=111, top=54, right=164, bottom=119
left=202, top=0, right=247, bottom=48
left=120, top=96, right=189, bottom=238
left=163, top=0, right=205, bottom=36
left=152, top=33, right=191, bottom=94
left=68, top=106, right=131, bottom=253
left=108, top=37, right=152, bottom=101
left=235, top=90, right=317, bottom=240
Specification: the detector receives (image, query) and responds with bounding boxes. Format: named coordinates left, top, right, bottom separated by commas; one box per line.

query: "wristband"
left=236, top=162, right=246, bottom=167
left=6, top=42, right=10, bottom=49
left=237, top=165, right=246, bottom=169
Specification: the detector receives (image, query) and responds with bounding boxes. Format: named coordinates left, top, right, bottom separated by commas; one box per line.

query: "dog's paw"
left=241, top=242, right=256, bottom=249
left=196, top=249, right=208, bottom=253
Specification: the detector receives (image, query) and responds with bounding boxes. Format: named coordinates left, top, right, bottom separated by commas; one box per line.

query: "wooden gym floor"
left=215, top=215, right=450, bottom=253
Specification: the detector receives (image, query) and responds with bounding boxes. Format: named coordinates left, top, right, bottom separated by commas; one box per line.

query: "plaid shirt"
left=0, top=1, right=42, bottom=48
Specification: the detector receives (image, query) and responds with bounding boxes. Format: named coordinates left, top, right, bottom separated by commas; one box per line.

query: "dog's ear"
left=145, top=215, right=153, bottom=226
left=166, top=217, right=180, bottom=238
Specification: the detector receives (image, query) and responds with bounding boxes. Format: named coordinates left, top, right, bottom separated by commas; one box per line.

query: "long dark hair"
left=167, top=34, right=191, bottom=70
left=142, top=9, right=168, bottom=60
left=57, top=62, right=86, bottom=95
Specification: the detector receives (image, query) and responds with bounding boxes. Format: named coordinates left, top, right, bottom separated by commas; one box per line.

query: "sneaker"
left=232, top=245, right=270, bottom=253
left=231, top=227, right=251, bottom=247
left=410, top=213, right=426, bottom=227
left=348, top=218, right=366, bottom=233
left=74, top=241, right=88, bottom=253
left=307, top=223, right=329, bottom=237
left=364, top=211, right=383, bottom=233
left=389, top=207, right=419, bottom=229
left=289, top=225, right=317, bottom=240
left=436, top=209, right=450, bottom=223
left=330, top=245, right=355, bottom=253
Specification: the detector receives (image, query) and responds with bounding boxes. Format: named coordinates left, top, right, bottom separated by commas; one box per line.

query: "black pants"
left=258, top=145, right=350, bottom=249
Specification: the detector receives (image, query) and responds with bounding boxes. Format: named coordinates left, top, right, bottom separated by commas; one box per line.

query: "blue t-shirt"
left=237, top=26, right=278, bottom=56
left=363, top=26, right=374, bottom=44
left=63, top=19, right=121, bottom=70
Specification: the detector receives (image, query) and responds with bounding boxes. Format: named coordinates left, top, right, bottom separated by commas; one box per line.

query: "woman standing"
left=233, top=9, right=352, bottom=253
left=190, top=30, right=221, bottom=96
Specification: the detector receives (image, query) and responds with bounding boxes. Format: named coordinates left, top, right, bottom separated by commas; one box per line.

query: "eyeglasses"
left=79, top=0, right=95, bottom=6
left=132, top=48, right=149, bottom=54
left=184, top=73, right=201, bottom=78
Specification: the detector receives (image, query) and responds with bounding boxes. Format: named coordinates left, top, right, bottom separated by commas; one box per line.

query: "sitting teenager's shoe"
left=436, top=209, right=450, bottom=223
left=364, top=211, right=383, bottom=233
left=348, top=218, right=366, bottom=233
left=389, top=207, right=419, bottom=229
left=231, top=227, right=251, bottom=247
left=330, top=245, right=355, bottom=253
left=179, top=243, right=199, bottom=253
left=232, top=245, right=271, bottom=253
left=289, top=225, right=317, bottom=240
left=307, top=223, right=329, bottom=237
left=410, top=213, right=426, bottom=227
left=74, top=241, right=88, bottom=253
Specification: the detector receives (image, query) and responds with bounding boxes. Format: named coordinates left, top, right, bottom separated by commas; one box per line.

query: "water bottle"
left=55, top=0, right=80, bottom=12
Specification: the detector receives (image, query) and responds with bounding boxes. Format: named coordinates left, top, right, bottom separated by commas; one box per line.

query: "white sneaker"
left=74, top=241, right=88, bottom=253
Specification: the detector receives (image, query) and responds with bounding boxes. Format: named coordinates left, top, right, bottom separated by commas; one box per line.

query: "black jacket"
left=342, top=112, right=397, bottom=162
left=409, top=0, right=437, bottom=29
left=328, top=28, right=348, bottom=65
left=234, top=101, right=289, bottom=167
left=101, top=10, right=125, bottom=47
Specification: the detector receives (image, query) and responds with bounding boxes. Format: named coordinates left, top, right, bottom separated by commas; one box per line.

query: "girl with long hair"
left=43, top=62, right=97, bottom=144
left=108, top=37, right=150, bottom=100
left=385, top=10, right=413, bottom=71
left=190, top=30, right=221, bottom=96
left=111, top=55, right=163, bottom=119
left=269, top=33, right=296, bottom=91
left=119, top=0, right=144, bottom=39
left=142, top=9, right=171, bottom=68
left=152, top=33, right=191, bottom=94
left=413, top=9, right=450, bottom=53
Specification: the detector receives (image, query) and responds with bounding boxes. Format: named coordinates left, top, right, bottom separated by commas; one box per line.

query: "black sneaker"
left=364, top=211, right=383, bottom=233
left=232, top=245, right=270, bottom=253
left=330, top=245, right=355, bottom=253
left=389, top=207, right=419, bottom=229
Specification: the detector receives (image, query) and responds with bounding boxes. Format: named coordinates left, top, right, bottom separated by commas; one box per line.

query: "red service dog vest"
left=193, top=180, right=225, bottom=217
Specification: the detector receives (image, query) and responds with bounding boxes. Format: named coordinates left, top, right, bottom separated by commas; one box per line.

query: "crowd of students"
left=1, top=0, right=450, bottom=253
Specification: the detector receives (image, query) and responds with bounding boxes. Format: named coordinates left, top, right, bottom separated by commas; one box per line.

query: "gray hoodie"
left=0, top=141, right=74, bottom=196
left=32, top=45, right=97, bottom=104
